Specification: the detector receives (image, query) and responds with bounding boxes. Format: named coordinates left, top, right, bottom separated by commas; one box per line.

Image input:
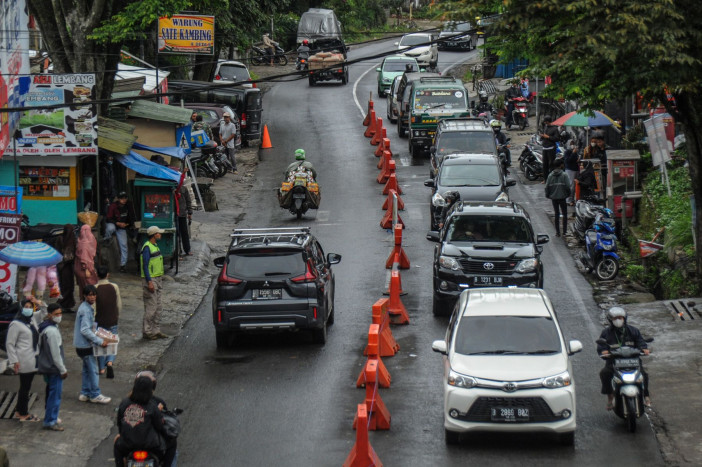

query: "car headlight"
left=382, top=77, right=391, bottom=83
left=448, top=369, right=477, bottom=388
left=495, top=191, right=509, bottom=202
left=432, top=192, right=446, bottom=207
left=439, top=255, right=461, bottom=271
left=542, top=371, right=571, bottom=388
left=515, top=258, right=538, bottom=273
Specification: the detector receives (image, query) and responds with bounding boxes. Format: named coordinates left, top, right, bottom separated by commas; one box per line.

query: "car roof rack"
left=231, top=227, right=311, bottom=237
left=419, top=76, right=458, bottom=83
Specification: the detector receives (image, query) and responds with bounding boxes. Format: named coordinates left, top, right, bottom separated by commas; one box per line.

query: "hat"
left=222, top=112, right=230, bottom=118
left=147, top=226, right=165, bottom=236
left=118, top=191, right=128, bottom=199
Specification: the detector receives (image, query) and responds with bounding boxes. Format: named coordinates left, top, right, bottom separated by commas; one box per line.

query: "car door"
left=311, top=241, right=332, bottom=311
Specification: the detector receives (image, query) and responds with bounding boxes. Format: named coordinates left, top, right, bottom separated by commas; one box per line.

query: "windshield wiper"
left=264, top=272, right=290, bottom=276
left=427, top=103, right=446, bottom=110
left=526, top=349, right=559, bottom=354
left=467, top=350, right=525, bottom=355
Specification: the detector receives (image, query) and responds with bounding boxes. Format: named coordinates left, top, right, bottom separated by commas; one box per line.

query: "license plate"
left=127, top=462, right=155, bottom=467
left=491, top=407, right=530, bottom=422
left=447, top=42, right=456, bottom=46
left=293, top=193, right=306, bottom=199
left=474, top=276, right=503, bottom=285
left=614, top=357, right=640, bottom=368
left=252, top=289, right=282, bottom=300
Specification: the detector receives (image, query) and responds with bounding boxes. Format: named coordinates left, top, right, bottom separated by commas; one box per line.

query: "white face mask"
left=612, top=318, right=625, bottom=328
left=590, top=142, right=596, bottom=147
left=22, top=307, right=34, bottom=317
left=52, top=316, right=62, bottom=324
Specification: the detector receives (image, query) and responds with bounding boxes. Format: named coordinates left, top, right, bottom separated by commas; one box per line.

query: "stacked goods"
left=309, top=52, right=344, bottom=69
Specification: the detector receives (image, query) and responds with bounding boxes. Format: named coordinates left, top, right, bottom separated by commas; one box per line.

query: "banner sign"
left=643, top=114, right=673, bottom=167
left=11, top=74, right=98, bottom=156
left=158, top=15, right=215, bottom=55
left=639, top=240, right=664, bottom=258
left=0, top=186, right=22, bottom=214
left=0, top=214, right=22, bottom=297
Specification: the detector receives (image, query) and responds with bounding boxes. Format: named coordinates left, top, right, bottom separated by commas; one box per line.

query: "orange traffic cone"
left=261, top=125, right=273, bottom=149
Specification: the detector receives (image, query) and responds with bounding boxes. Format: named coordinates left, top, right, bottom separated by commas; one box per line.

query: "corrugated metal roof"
left=128, top=99, right=192, bottom=124
left=97, top=117, right=137, bottom=155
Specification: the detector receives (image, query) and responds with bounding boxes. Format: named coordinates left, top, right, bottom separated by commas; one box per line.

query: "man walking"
left=141, top=226, right=167, bottom=340
left=38, top=304, right=67, bottom=431
left=219, top=112, right=237, bottom=174
left=540, top=116, right=560, bottom=182
left=545, top=158, right=571, bottom=237
left=104, top=192, right=136, bottom=273
left=177, top=180, right=193, bottom=258
left=74, top=285, right=112, bottom=404
left=95, top=266, right=121, bottom=379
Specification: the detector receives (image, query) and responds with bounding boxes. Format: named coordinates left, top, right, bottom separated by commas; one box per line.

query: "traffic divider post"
left=377, top=148, right=392, bottom=173
left=371, top=119, right=385, bottom=145
left=374, top=137, right=387, bottom=157
left=364, top=298, right=399, bottom=357
left=377, top=157, right=395, bottom=184
left=385, top=223, right=410, bottom=269
left=343, top=404, right=383, bottom=467
left=380, top=190, right=404, bottom=229
left=357, top=324, right=391, bottom=388
left=376, top=139, right=392, bottom=165
left=363, top=110, right=377, bottom=138
left=381, top=187, right=404, bottom=211
left=382, top=170, right=403, bottom=195
left=387, top=267, right=410, bottom=324
left=352, top=359, right=391, bottom=430
left=362, top=93, right=374, bottom=127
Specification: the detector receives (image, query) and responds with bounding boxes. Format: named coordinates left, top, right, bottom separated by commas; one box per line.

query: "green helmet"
left=294, top=149, right=306, bottom=161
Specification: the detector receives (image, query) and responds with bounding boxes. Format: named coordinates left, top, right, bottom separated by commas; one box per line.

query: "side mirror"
left=536, top=234, right=550, bottom=245
left=376, top=67, right=381, bottom=72
left=213, top=256, right=226, bottom=268
left=426, top=231, right=440, bottom=242
left=505, top=178, right=517, bottom=187
left=424, top=179, right=435, bottom=187
left=431, top=340, right=447, bottom=354
left=568, top=340, right=583, bottom=355
left=430, top=146, right=436, bottom=155
left=327, top=253, right=342, bottom=265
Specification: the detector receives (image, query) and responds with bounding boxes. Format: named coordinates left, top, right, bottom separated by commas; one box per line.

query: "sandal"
left=606, top=402, right=614, bottom=411
left=19, top=414, right=41, bottom=422
left=43, top=423, right=65, bottom=431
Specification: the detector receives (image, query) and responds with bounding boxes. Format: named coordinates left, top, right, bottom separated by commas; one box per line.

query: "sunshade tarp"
left=115, top=152, right=181, bottom=183
left=0, top=241, right=63, bottom=267
left=132, top=142, right=189, bottom=160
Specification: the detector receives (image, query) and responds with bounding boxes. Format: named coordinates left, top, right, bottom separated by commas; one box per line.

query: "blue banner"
left=0, top=186, right=23, bottom=214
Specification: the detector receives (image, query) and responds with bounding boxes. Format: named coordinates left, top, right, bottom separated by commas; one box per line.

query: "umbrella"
left=0, top=241, right=63, bottom=267
left=552, top=110, right=615, bottom=127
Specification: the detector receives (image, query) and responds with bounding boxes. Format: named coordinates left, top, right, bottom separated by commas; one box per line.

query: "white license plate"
left=614, top=357, right=640, bottom=368
left=252, top=289, right=282, bottom=300
left=474, top=276, right=503, bottom=285
left=293, top=193, right=306, bottom=199
left=491, top=407, right=529, bottom=422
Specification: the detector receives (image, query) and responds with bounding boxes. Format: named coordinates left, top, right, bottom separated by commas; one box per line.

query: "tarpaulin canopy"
left=132, top=142, right=190, bottom=159
left=115, top=152, right=181, bottom=183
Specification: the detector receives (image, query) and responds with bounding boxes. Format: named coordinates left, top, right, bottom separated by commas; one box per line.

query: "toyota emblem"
left=483, top=262, right=495, bottom=270
left=503, top=382, right=517, bottom=392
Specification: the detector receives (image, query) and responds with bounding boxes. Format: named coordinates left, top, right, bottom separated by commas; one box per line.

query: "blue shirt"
left=73, top=300, right=103, bottom=349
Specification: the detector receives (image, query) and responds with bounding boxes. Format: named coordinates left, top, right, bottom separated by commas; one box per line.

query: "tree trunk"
left=192, top=44, right=221, bottom=82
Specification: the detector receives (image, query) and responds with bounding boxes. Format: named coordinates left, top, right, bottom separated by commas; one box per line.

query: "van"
left=396, top=72, right=441, bottom=138
left=168, top=80, right=263, bottom=146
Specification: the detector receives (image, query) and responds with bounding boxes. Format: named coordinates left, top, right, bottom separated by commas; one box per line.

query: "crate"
left=92, top=342, right=119, bottom=356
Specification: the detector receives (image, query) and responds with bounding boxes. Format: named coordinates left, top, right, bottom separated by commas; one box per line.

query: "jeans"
left=542, top=147, right=556, bottom=180
left=225, top=147, right=237, bottom=171
left=551, top=199, right=568, bottom=235
left=43, top=374, right=63, bottom=427
left=78, top=349, right=101, bottom=399
left=97, top=325, right=118, bottom=370
left=105, top=223, right=128, bottom=266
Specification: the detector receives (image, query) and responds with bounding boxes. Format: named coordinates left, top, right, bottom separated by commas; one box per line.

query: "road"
left=92, top=40, right=664, bottom=466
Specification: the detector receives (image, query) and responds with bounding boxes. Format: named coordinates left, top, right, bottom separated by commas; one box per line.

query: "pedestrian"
left=544, top=157, right=571, bottom=237
left=37, top=303, right=67, bottom=431
left=73, top=284, right=113, bottom=404
left=95, top=266, right=121, bottom=379
left=219, top=112, right=237, bottom=174
left=103, top=192, right=136, bottom=273
left=75, top=224, right=97, bottom=301
left=540, top=116, right=560, bottom=182
left=99, top=155, right=117, bottom=215
left=176, top=180, right=193, bottom=258
left=192, top=114, right=214, bottom=141
left=189, top=111, right=198, bottom=126
left=6, top=298, right=41, bottom=422
left=563, top=140, right=580, bottom=205
left=141, top=226, right=168, bottom=340
left=55, top=224, right=77, bottom=313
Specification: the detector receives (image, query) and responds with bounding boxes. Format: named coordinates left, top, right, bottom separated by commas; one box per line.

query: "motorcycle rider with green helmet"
left=285, top=149, right=318, bottom=180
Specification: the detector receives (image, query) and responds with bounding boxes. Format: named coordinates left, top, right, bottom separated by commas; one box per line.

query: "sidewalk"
left=0, top=147, right=259, bottom=466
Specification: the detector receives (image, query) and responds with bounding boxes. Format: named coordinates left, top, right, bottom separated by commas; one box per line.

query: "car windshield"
left=437, top=131, right=496, bottom=154
left=439, top=163, right=500, bottom=187
left=226, top=250, right=304, bottom=279
left=400, top=35, right=430, bottom=47
left=444, top=22, right=471, bottom=32
left=454, top=316, right=562, bottom=355
left=191, top=109, right=219, bottom=125
left=218, top=64, right=250, bottom=82
left=414, top=89, right=466, bottom=110
left=384, top=60, right=418, bottom=72
left=446, top=215, right=533, bottom=243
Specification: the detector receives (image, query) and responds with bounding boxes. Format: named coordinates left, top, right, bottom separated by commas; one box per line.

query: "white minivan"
left=432, top=288, right=582, bottom=445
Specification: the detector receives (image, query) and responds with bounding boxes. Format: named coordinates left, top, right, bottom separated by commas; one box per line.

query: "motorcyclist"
left=475, top=90, right=493, bottom=115
left=504, top=80, right=521, bottom=126
left=438, top=191, right=460, bottom=229
left=597, top=307, right=651, bottom=410
left=285, top=149, right=317, bottom=180
left=490, top=119, right=511, bottom=168
left=262, top=33, right=278, bottom=66
left=297, top=39, right=311, bottom=59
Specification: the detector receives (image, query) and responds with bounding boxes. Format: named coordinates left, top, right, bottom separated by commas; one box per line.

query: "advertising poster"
left=0, top=185, right=22, bottom=214
left=13, top=73, right=98, bottom=156
left=158, top=15, right=215, bottom=55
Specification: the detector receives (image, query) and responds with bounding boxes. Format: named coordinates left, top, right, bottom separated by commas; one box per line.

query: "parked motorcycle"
left=21, top=214, right=65, bottom=246
left=597, top=338, right=652, bottom=433
left=571, top=199, right=609, bottom=242
left=214, top=145, right=233, bottom=174
left=580, top=211, right=619, bottom=280
left=505, top=96, right=529, bottom=130
left=189, top=148, right=221, bottom=179
left=278, top=168, right=320, bottom=219
left=250, top=44, right=288, bottom=66
left=518, top=136, right=544, bottom=181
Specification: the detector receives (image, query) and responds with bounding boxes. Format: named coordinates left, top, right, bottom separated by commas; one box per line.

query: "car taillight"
left=291, top=261, right=316, bottom=283
left=313, top=307, right=317, bottom=319
left=248, top=79, right=256, bottom=88
left=241, top=112, right=247, bottom=128
left=133, top=451, right=148, bottom=461
left=218, top=268, right=242, bottom=285
left=217, top=309, right=222, bottom=323
left=215, top=75, right=221, bottom=80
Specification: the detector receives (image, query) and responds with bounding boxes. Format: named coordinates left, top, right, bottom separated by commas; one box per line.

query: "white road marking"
left=353, top=63, right=380, bottom=119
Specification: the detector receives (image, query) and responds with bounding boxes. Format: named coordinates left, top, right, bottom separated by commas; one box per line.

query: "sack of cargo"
left=316, top=52, right=332, bottom=58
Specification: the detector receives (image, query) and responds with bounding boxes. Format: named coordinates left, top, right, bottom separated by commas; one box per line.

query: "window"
left=437, top=131, right=496, bottom=155
left=384, top=60, right=418, bottom=73
left=217, top=64, right=250, bottom=82
left=400, top=35, right=431, bottom=47
left=439, top=163, right=501, bottom=187
left=226, top=251, right=305, bottom=279
left=143, top=193, right=171, bottom=219
left=447, top=215, right=532, bottom=243
left=413, top=89, right=466, bottom=110
left=454, top=316, right=562, bottom=355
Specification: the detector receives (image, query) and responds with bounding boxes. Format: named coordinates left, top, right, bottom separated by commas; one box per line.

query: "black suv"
left=212, top=227, right=341, bottom=346
left=429, top=118, right=498, bottom=178
left=426, top=202, right=549, bottom=316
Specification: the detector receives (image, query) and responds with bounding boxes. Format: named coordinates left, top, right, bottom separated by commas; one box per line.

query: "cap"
left=222, top=112, right=230, bottom=118
left=118, top=191, right=128, bottom=199
left=147, top=226, right=165, bottom=236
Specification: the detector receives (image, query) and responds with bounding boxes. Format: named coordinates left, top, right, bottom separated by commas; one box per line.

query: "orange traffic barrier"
left=386, top=224, right=410, bottom=269
left=377, top=157, right=395, bottom=184
left=357, top=324, right=391, bottom=388
left=363, top=110, right=377, bottom=138
left=364, top=298, right=399, bottom=357
left=387, top=268, right=409, bottom=324
left=374, top=137, right=386, bottom=157
left=260, top=124, right=273, bottom=149
left=352, top=359, right=391, bottom=431
left=380, top=190, right=404, bottom=229
left=377, top=148, right=391, bottom=171
left=371, top=119, right=385, bottom=145
left=376, top=139, right=392, bottom=162
left=362, top=96, right=375, bottom=127
left=384, top=254, right=404, bottom=295
left=382, top=171, right=403, bottom=195
left=343, top=404, right=383, bottom=467
left=381, top=189, right=404, bottom=211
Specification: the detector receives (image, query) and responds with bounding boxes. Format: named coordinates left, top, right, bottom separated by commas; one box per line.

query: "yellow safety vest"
left=140, top=240, right=164, bottom=278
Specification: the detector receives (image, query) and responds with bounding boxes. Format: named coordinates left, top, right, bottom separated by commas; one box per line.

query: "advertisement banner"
left=12, top=74, right=98, bottom=156
left=0, top=214, right=22, bottom=298
left=0, top=185, right=22, bottom=214
left=158, top=15, right=215, bottom=55
left=643, top=114, right=673, bottom=167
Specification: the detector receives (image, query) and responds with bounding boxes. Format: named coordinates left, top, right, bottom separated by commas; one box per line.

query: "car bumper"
left=433, top=270, right=541, bottom=302
left=443, top=385, right=576, bottom=434
left=213, top=301, right=324, bottom=332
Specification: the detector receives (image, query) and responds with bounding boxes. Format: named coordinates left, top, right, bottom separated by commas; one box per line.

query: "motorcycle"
left=296, top=50, right=310, bottom=71
left=189, top=147, right=221, bottom=179
left=249, top=44, right=288, bottom=66
left=518, top=136, right=544, bottom=181
left=21, top=214, right=65, bottom=246
left=597, top=338, right=652, bottom=433
left=214, top=145, right=233, bottom=173
left=278, top=168, right=320, bottom=219
left=505, top=96, right=529, bottom=130
left=579, top=211, right=620, bottom=280
left=124, top=408, right=183, bottom=467
left=571, top=199, right=609, bottom=242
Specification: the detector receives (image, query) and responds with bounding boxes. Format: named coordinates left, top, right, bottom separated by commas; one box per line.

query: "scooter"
left=250, top=44, right=288, bottom=66
left=509, top=97, right=529, bottom=130
left=571, top=199, right=610, bottom=242
left=214, top=145, right=233, bottom=173
left=21, top=214, right=65, bottom=246
left=580, top=212, right=619, bottom=280
left=278, top=169, right=320, bottom=219
left=597, top=338, right=652, bottom=433
left=518, top=136, right=544, bottom=181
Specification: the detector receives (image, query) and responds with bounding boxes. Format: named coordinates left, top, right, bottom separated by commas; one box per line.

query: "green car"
left=376, top=56, right=420, bottom=97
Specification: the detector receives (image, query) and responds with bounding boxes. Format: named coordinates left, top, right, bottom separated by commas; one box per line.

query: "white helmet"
left=606, top=307, right=627, bottom=328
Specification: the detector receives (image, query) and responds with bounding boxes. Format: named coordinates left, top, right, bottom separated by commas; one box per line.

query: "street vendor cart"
left=133, top=178, right=177, bottom=259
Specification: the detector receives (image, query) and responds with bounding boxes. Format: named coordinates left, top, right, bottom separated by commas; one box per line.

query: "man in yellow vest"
left=140, top=226, right=167, bottom=340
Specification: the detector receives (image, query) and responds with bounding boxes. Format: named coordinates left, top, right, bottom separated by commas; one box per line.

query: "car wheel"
left=312, top=322, right=327, bottom=345
left=445, top=429, right=461, bottom=445
left=215, top=331, right=229, bottom=349
left=558, top=431, right=575, bottom=446
left=327, top=300, right=335, bottom=325
left=398, top=120, right=406, bottom=138
left=378, top=86, right=384, bottom=98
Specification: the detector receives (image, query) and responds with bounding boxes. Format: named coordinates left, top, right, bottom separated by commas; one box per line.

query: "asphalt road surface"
left=92, top=39, right=664, bottom=466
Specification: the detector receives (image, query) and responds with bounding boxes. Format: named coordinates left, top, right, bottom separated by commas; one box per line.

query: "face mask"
left=590, top=142, right=596, bottom=147
left=107, top=160, right=113, bottom=165
left=52, top=316, right=62, bottom=324
left=22, top=307, right=34, bottom=317
left=612, top=318, right=624, bottom=328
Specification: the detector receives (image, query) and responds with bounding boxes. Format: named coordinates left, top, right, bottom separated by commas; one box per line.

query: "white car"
left=213, top=60, right=253, bottom=87
left=431, top=288, right=582, bottom=446
left=395, top=33, right=439, bottom=68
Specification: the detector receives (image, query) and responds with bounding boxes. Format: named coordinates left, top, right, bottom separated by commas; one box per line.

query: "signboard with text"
left=0, top=185, right=22, bottom=214
left=158, top=15, right=215, bottom=55
left=0, top=214, right=22, bottom=298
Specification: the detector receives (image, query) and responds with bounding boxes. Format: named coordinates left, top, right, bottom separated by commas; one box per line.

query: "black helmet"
left=136, top=370, right=157, bottom=390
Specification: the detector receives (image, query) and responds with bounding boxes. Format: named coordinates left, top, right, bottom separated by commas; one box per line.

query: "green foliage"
left=623, top=264, right=645, bottom=283
left=321, top=0, right=386, bottom=37
left=660, top=268, right=699, bottom=299
left=90, top=0, right=194, bottom=42
left=642, top=165, right=693, bottom=250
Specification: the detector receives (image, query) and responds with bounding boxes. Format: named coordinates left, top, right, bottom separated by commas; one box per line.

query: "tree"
left=464, top=0, right=702, bottom=288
